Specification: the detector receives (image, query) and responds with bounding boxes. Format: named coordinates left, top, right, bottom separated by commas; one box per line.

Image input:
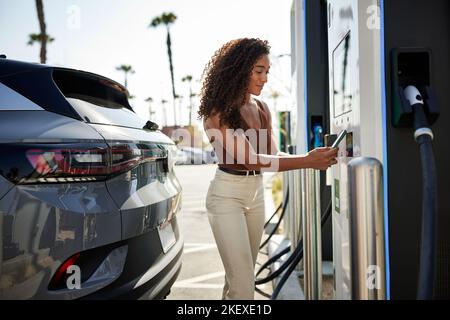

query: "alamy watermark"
left=66, top=5, right=82, bottom=30
left=171, top=127, right=281, bottom=171
left=366, top=265, right=382, bottom=290
left=66, top=265, right=81, bottom=290
left=366, top=4, right=381, bottom=30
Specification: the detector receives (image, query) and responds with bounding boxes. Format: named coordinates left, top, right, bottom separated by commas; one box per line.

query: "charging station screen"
left=333, top=33, right=352, bottom=118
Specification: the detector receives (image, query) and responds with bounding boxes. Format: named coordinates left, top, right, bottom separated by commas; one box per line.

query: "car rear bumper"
left=80, top=219, right=183, bottom=300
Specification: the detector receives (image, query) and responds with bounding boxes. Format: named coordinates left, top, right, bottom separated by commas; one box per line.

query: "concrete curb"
left=267, top=235, right=305, bottom=300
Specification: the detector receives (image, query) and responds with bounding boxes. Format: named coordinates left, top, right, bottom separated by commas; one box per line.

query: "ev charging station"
left=290, top=0, right=449, bottom=299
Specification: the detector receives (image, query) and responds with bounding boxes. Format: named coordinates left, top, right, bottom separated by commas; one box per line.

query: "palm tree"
left=145, top=97, right=155, bottom=120
left=28, top=0, right=54, bottom=64
left=161, top=99, right=168, bottom=127
left=182, top=75, right=194, bottom=127
left=115, top=64, right=135, bottom=89
left=174, top=94, right=184, bottom=126
left=269, top=90, right=280, bottom=112
left=149, top=12, right=177, bottom=124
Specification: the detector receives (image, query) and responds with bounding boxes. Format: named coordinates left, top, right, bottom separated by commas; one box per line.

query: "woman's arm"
left=204, top=113, right=337, bottom=172
left=249, top=149, right=337, bottom=172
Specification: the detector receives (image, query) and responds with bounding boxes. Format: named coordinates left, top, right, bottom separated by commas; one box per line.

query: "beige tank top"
left=216, top=99, right=272, bottom=170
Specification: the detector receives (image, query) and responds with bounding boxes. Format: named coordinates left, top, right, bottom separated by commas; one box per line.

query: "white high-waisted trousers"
left=205, top=168, right=266, bottom=300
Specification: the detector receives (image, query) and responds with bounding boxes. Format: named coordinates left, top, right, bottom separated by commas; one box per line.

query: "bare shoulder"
left=203, top=111, right=222, bottom=130
left=203, top=112, right=225, bottom=144
left=256, top=99, right=272, bottom=119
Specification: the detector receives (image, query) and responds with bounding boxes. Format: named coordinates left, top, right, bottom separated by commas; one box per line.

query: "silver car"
left=0, top=58, right=183, bottom=299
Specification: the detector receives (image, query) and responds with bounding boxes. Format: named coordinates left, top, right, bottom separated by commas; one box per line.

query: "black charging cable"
left=269, top=200, right=332, bottom=299
left=264, top=202, right=283, bottom=230
left=404, top=85, right=438, bottom=300
left=255, top=200, right=331, bottom=287
left=259, top=187, right=289, bottom=250
left=256, top=246, right=290, bottom=278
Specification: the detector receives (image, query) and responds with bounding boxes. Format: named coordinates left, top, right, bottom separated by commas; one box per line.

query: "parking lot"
left=168, top=164, right=273, bottom=300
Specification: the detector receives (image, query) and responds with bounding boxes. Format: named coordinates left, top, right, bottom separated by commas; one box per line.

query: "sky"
left=0, top=0, right=294, bottom=128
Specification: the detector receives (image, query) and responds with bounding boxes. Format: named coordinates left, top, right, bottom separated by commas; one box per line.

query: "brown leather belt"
left=218, top=166, right=261, bottom=176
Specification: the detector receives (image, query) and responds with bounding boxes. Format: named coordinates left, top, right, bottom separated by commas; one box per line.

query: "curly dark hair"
left=198, top=38, right=271, bottom=129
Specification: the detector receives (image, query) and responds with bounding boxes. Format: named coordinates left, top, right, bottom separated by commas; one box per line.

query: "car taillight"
left=0, top=142, right=168, bottom=184
left=48, top=252, right=81, bottom=290
left=109, top=142, right=167, bottom=174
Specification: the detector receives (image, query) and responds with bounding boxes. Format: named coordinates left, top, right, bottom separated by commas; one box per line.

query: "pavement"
left=167, top=164, right=274, bottom=300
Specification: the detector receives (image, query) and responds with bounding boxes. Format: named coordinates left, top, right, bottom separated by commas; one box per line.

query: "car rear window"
left=0, top=81, right=44, bottom=111
left=66, top=97, right=146, bottom=128
left=53, top=68, right=146, bottom=129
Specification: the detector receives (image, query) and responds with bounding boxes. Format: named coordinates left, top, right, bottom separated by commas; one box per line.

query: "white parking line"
left=173, top=283, right=224, bottom=289
left=175, top=271, right=225, bottom=285
left=182, top=206, right=206, bottom=210
left=184, top=242, right=215, bottom=246
left=173, top=270, right=269, bottom=289
left=184, top=243, right=217, bottom=254
left=182, top=197, right=206, bottom=201
left=182, top=196, right=207, bottom=202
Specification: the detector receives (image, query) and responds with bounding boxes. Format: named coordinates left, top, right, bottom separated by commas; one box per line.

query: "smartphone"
left=331, top=130, right=347, bottom=148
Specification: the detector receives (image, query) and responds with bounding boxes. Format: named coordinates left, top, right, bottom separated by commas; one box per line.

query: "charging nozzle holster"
left=391, top=48, right=440, bottom=128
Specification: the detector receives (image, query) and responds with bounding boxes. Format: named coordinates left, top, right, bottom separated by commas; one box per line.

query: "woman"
left=198, top=38, right=338, bottom=300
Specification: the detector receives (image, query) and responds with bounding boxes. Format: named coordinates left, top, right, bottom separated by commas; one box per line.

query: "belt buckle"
left=246, top=170, right=256, bottom=176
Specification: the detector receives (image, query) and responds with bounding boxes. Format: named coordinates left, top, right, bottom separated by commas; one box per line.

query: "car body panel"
left=89, top=123, right=181, bottom=240
left=108, top=170, right=181, bottom=240
left=0, top=110, right=106, bottom=142
left=81, top=217, right=182, bottom=300
left=0, top=182, right=122, bottom=299
left=0, top=176, right=13, bottom=200
left=0, top=58, right=48, bottom=78
left=88, top=123, right=174, bottom=145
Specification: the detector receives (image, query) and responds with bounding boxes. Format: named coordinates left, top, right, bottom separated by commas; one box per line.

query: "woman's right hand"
left=305, top=147, right=338, bottom=171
